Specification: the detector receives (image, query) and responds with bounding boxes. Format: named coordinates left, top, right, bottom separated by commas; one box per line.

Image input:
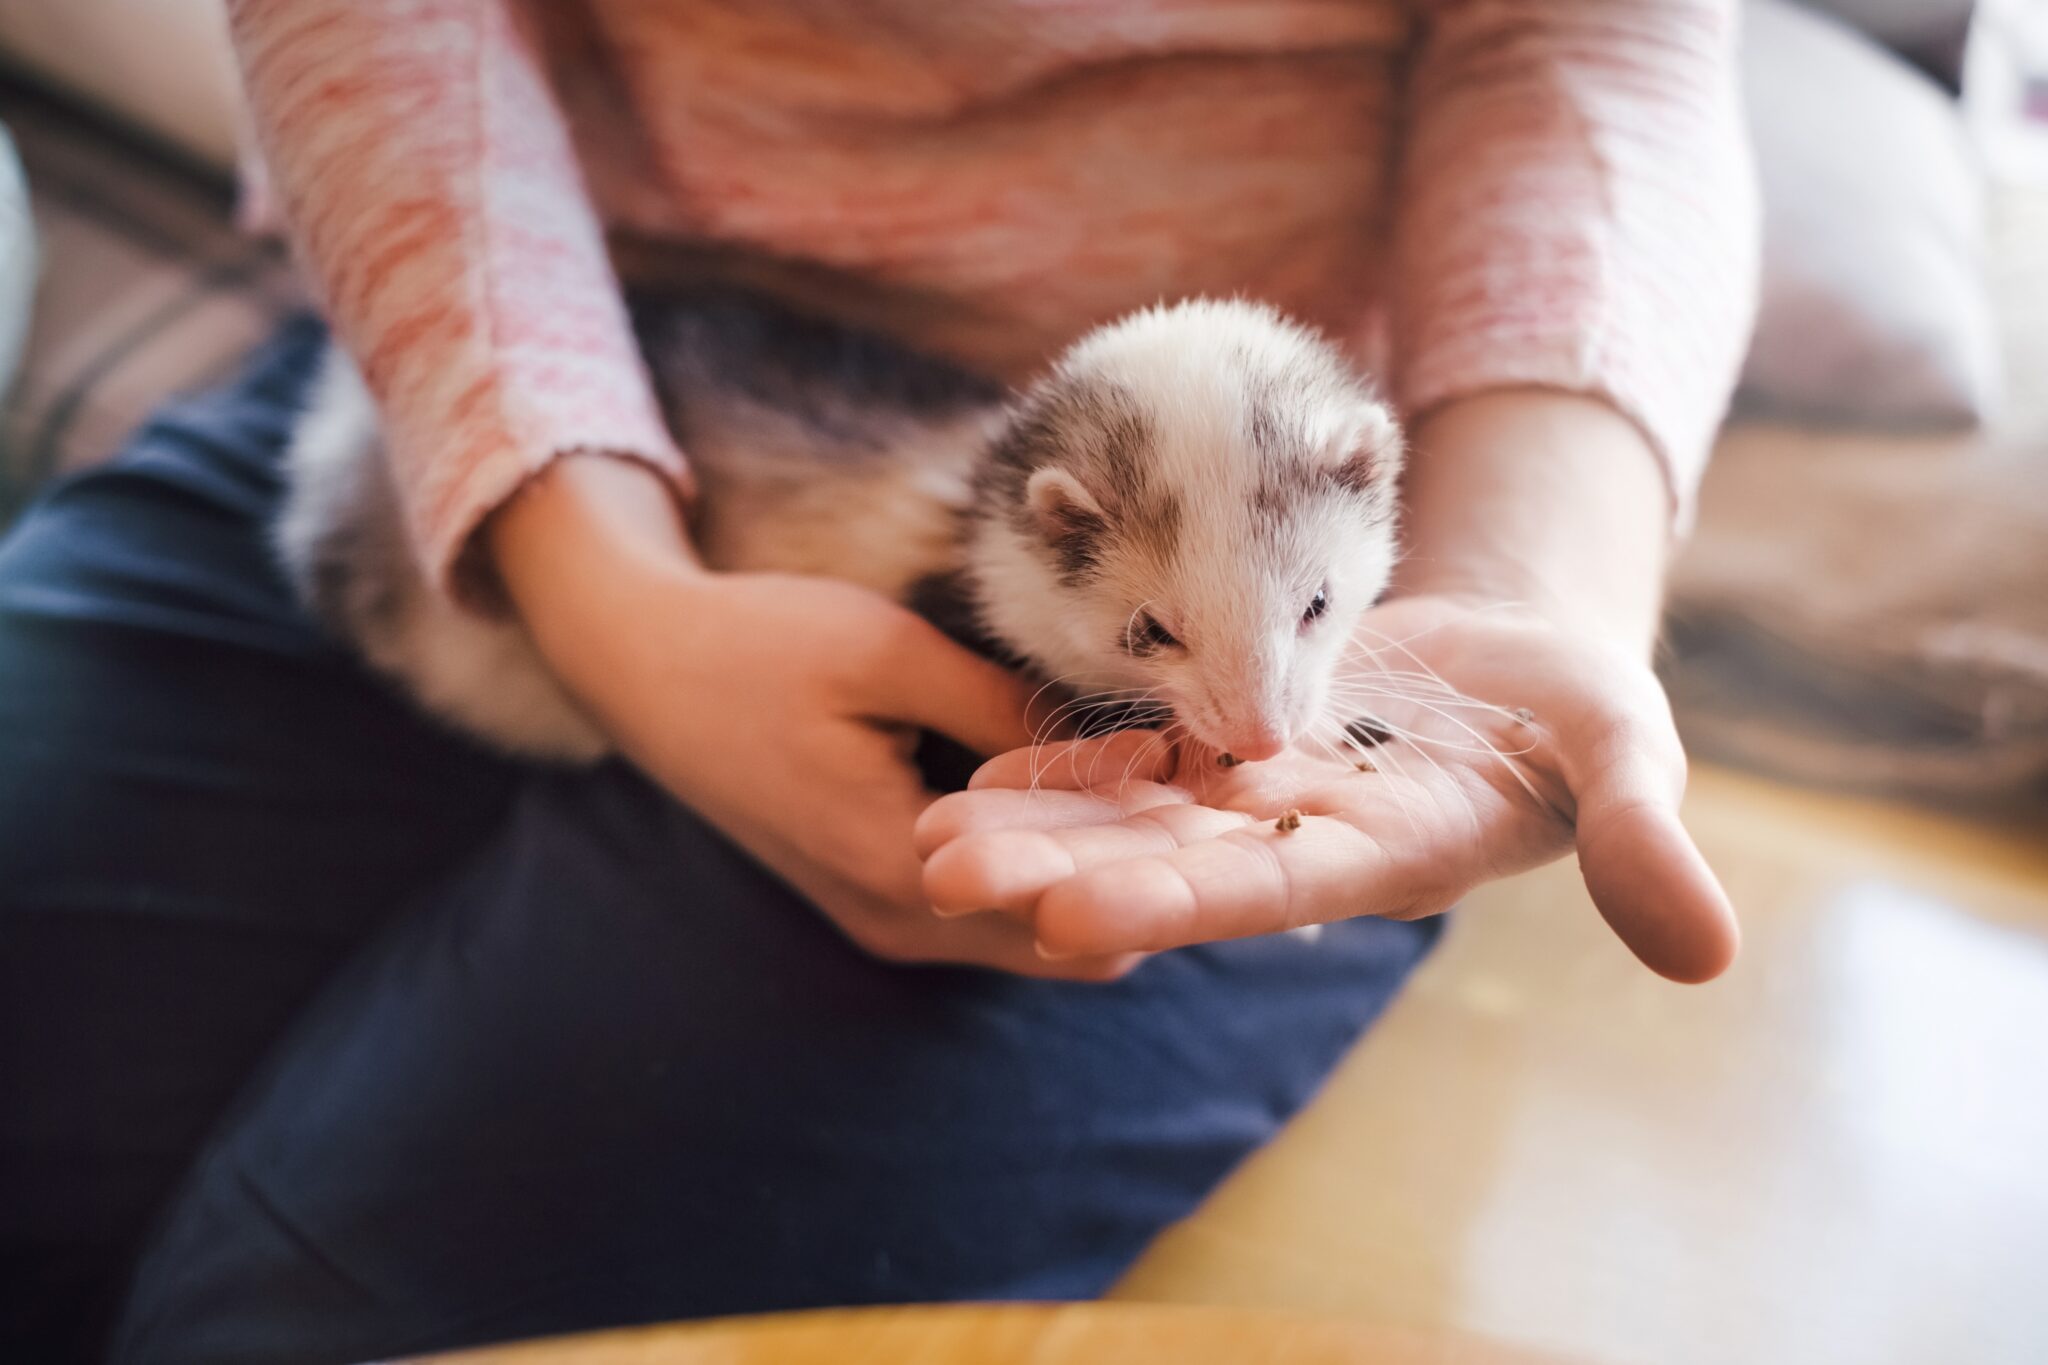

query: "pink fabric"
left=226, top=0, right=1758, bottom=596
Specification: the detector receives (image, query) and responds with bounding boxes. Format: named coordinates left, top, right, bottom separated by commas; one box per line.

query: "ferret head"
left=967, top=299, right=1404, bottom=762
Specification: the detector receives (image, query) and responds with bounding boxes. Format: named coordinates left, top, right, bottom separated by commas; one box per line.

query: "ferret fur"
left=275, top=296, right=1403, bottom=762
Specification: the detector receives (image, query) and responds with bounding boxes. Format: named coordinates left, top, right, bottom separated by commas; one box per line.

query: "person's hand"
left=916, top=390, right=1743, bottom=984
left=916, top=593, right=1737, bottom=981
left=489, top=455, right=1141, bottom=980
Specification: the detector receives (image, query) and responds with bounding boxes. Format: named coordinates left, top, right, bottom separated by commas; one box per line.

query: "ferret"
left=276, top=295, right=1405, bottom=768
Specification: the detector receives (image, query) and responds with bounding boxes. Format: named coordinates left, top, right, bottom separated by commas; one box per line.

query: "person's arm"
left=232, top=2, right=1129, bottom=980
left=1391, top=390, right=1739, bottom=980
left=1391, top=0, right=1760, bottom=558
left=1396, top=390, right=1671, bottom=649
left=227, top=0, right=688, bottom=601
left=1379, top=0, right=1759, bottom=972
left=915, top=0, right=1758, bottom=982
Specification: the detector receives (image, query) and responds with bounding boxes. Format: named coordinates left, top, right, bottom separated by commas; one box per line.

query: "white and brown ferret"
left=276, top=296, right=1405, bottom=765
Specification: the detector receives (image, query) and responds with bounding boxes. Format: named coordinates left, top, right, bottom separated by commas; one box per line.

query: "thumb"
left=1566, top=724, right=1740, bottom=984
left=859, top=616, right=1044, bottom=760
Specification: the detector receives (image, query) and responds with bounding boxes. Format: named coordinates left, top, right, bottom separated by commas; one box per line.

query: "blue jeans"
left=0, top=320, right=1438, bottom=1364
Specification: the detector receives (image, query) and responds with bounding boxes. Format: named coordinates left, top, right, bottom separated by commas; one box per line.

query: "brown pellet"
left=1276, top=809, right=1303, bottom=832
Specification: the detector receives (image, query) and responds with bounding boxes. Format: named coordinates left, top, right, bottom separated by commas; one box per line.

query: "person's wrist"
left=1393, top=389, right=1674, bottom=655
left=487, top=452, right=711, bottom=676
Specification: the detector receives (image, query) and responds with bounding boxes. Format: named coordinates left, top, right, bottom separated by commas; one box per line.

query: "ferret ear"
left=1026, top=466, right=1108, bottom=534
left=1329, top=401, right=1405, bottom=494
left=1025, top=466, right=1110, bottom=568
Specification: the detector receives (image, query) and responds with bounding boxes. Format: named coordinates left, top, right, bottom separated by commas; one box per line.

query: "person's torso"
left=539, top=0, right=1414, bottom=378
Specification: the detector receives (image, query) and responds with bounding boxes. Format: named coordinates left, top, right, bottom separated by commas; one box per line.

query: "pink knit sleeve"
left=1391, top=0, right=1760, bottom=520
left=227, top=0, right=689, bottom=602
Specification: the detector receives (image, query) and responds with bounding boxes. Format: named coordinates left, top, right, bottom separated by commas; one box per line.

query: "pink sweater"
left=227, top=0, right=1758, bottom=597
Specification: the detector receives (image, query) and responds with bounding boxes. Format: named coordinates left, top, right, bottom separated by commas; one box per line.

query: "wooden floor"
left=1113, top=765, right=2048, bottom=1365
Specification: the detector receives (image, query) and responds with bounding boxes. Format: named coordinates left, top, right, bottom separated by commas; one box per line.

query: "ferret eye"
left=1132, top=613, right=1180, bottom=652
left=1301, top=588, right=1330, bottom=625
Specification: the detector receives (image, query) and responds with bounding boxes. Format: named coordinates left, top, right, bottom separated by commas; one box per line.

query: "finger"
left=912, top=781, right=1189, bottom=859
left=812, top=853, right=1148, bottom=981
left=1556, top=716, right=1736, bottom=982
left=857, top=616, right=1045, bottom=758
left=1030, top=811, right=1406, bottom=956
left=1006, top=949, right=1151, bottom=983
left=825, top=880, right=1148, bottom=980
left=967, top=729, right=1180, bottom=792
left=923, top=800, right=1253, bottom=917
left=916, top=908, right=1147, bottom=981
left=795, top=768, right=1150, bottom=982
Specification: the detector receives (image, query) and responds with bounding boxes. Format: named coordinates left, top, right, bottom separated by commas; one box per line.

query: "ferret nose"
left=1217, top=726, right=1287, bottom=763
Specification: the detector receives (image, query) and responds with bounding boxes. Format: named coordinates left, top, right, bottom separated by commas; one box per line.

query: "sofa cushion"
left=1738, top=0, right=1999, bottom=430
left=0, top=85, right=301, bottom=524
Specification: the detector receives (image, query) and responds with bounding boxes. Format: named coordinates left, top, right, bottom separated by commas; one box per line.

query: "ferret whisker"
left=1328, top=683, right=1516, bottom=718
left=1024, top=669, right=1137, bottom=730
left=1306, top=729, right=1354, bottom=771
left=1083, top=692, right=1173, bottom=792
left=1349, top=606, right=1524, bottom=695
left=1327, top=671, right=1507, bottom=732
left=1026, top=679, right=1105, bottom=747
left=1333, top=689, right=1538, bottom=760
left=1328, top=670, right=1500, bottom=702
left=1089, top=717, right=1174, bottom=805
left=1025, top=671, right=1080, bottom=723
left=1033, top=683, right=1157, bottom=718
left=1349, top=641, right=1462, bottom=702
left=1029, top=685, right=1165, bottom=747
left=1333, top=712, right=1454, bottom=769
left=1362, top=599, right=1526, bottom=653
left=1333, top=667, right=1490, bottom=696
left=1331, top=673, right=1534, bottom=738
left=1315, top=715, right=1426, bottom=843
left=1113, top=727, right=1174, bottom=802
left=1324, top=727, right=1429, bottom=832
left=1340, top=705, right=1545, bottom=827
left=1113, top=731, right=1156, bottom=790
left=1328, top=707, right=1456, bottom=795
left=1024, top=685, right=1172, bottom=796
left=1342, top=693, right=1546, bottom=807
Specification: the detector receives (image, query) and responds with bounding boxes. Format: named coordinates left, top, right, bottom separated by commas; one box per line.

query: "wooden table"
left=405, top=1304, right=1580, bottom=1364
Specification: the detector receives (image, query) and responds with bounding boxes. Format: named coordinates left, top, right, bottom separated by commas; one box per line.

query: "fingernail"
left=930, top=903, right=980, bottom=919
left=1034, top=939, right=1076, bottom=961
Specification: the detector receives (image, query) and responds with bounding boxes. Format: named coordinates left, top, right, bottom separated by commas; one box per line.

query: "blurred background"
left=0, top=2, right=2041, bottom=1363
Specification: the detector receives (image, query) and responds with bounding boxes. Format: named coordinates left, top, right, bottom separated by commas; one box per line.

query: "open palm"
left=915, top=595, right=1739, bottom=982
